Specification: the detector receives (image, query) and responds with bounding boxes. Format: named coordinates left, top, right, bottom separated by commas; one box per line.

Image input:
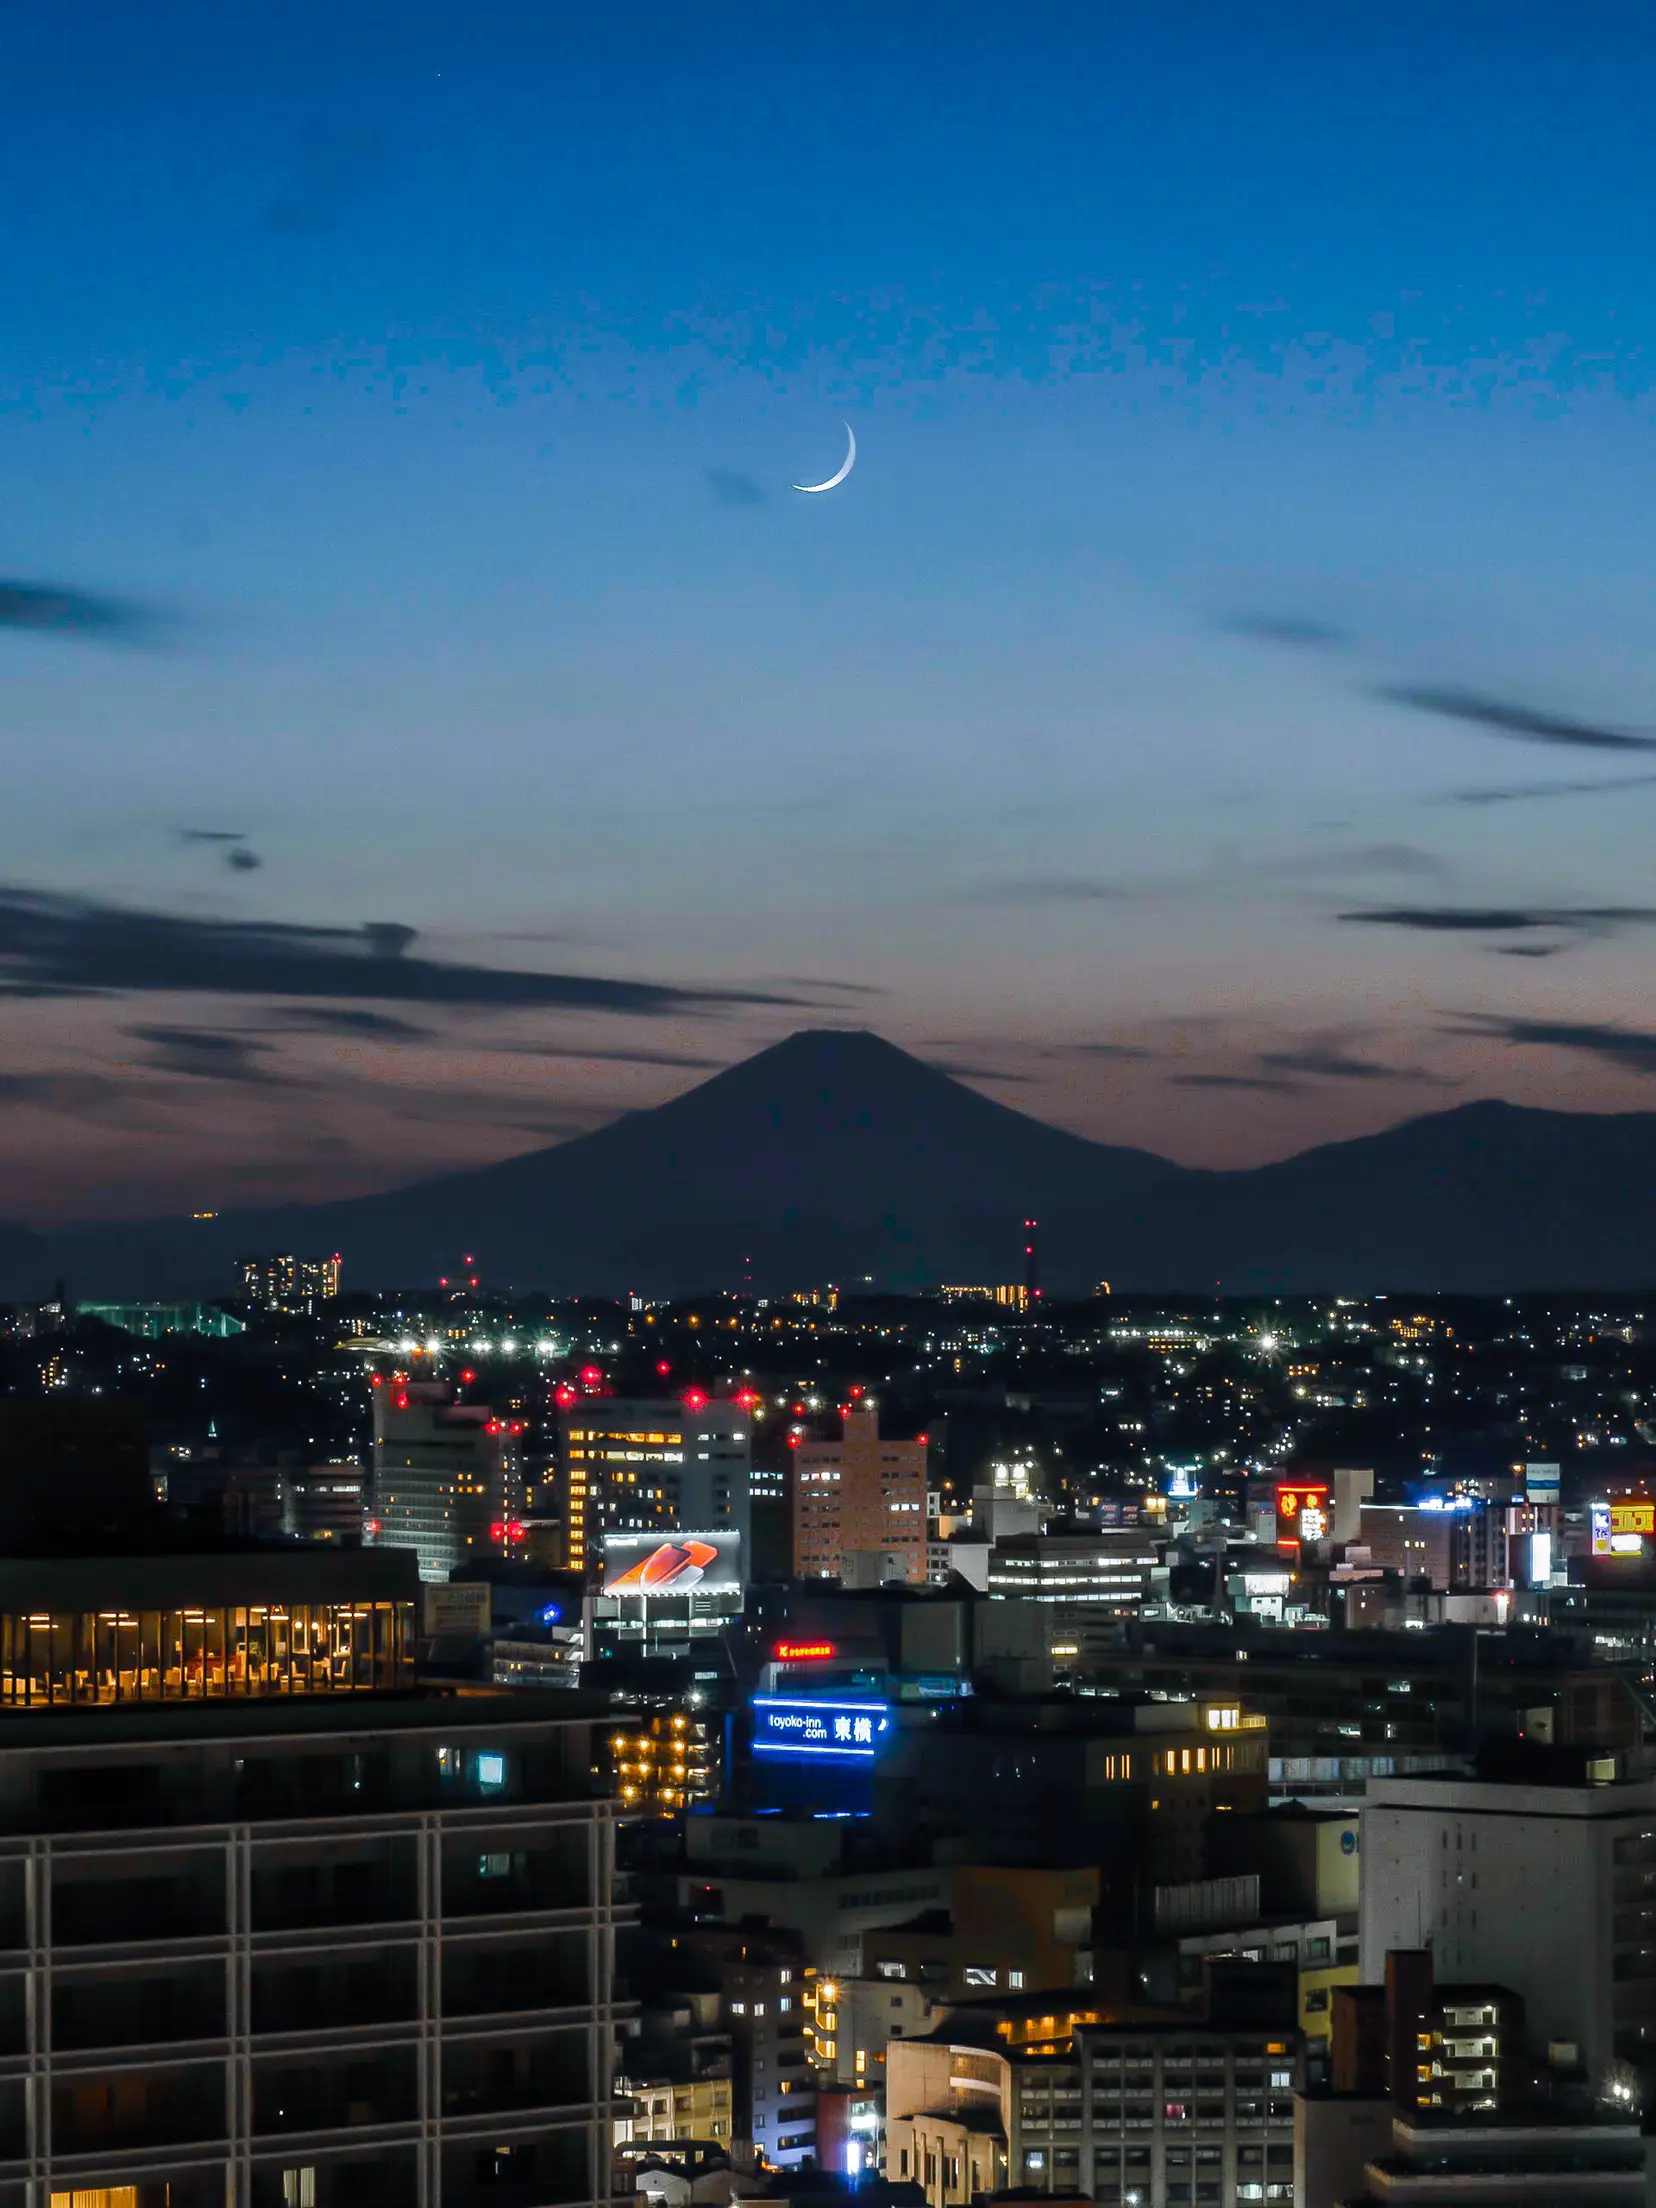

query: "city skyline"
left=8, top=0, right=1656, bottom=1216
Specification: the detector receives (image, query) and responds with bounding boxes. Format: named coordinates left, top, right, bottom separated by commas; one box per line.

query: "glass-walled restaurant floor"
left=0, top=1601, right=415, bottom=1704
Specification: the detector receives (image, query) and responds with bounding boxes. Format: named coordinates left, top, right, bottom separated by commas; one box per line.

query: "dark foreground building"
left=0, top=1551, right=625, bottom=2208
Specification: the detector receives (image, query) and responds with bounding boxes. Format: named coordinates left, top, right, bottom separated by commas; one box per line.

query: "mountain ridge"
left=8, top=1029, right=1656, bottom=1298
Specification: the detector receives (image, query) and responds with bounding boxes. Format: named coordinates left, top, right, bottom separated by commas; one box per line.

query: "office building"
left=850, top=1865, right=1100, bottom=2006
left=1357, top=1503, right=1513, bottom=1592
left=678, top=1836, right=952, bottom=1979
left=1355, top=1506, right=1455, bottom=1589
left=1068, top=1620, right=1629, bottom=1807
left=0, top=1548, right=625, bottom=2208
left=239, top=1254, right=343, bottom=1310
left=1172, top=1912, right=1357, bottom=2056
left=985, top=1531, right=1159, bottom=1616
left=793, top=1407, right=927, bottom=1586
left=1360, top=1768, right=1656, bottom=2087
left=559, top=1399, right=751, bottom=1574
left=224, top=1463, right=368, bottom=1547
left=371, top=1383, right=525, bottom=1584
left=886, top=2011, right=1303, bottom=2208
left=872, top=1697, right=1269, bottom=1885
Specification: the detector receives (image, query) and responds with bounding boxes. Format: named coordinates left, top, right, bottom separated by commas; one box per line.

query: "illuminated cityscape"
left=7, top=2, right=1656, bottom=2201
left=0, top=1265, right=1653, bottom=2199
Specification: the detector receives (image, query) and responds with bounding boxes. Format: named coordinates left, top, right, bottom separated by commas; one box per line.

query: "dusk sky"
left=7, top=0, right=1656, bottom=1218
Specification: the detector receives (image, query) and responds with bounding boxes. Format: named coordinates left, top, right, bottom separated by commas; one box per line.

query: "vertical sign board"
left=1275, top=1482, right=1331, bottom=1545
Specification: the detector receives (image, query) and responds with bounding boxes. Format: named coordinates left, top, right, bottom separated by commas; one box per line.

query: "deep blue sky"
left=6, top=0, right=1656, bottom=1217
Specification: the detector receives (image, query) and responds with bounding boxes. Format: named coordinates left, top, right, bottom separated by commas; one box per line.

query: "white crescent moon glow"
left=792, top=422, right=856, bottom=494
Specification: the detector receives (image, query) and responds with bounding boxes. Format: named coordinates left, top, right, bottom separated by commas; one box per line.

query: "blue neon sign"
left=752, top=1696, right=892, bottom=1760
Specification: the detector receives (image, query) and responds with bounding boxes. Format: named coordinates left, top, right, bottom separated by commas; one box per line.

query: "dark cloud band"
left=1338, top=904, right=1656, bottom=936
left=1458, top=1015, right=1656, bottom=1075
left=0, top=886, right=797, bottom=1013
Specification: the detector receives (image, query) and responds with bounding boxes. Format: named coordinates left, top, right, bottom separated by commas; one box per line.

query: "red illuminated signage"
left=775, top=1641, right=836, bottom=1661
left=1275, top=1481, right=1331, bottom=1543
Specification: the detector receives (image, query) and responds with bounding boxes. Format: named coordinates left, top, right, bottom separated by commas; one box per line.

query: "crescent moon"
left=792, top=422, right=856, bottom=494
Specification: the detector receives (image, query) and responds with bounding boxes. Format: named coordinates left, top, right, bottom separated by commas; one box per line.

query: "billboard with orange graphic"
left=602, top=1530, right=743, bottom=1598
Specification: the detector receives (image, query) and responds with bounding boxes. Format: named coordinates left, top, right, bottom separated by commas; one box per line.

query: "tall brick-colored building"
left=793, top=1405, right=928, bottom=1584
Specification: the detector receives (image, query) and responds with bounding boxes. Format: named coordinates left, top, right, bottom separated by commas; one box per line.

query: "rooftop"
left=0, top=1682, right=615, bottom=1752
left=0, top=1548, right=418, bottom=1608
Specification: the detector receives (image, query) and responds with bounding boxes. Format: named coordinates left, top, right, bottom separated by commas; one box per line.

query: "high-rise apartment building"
left=557, top=1399, right=751, bottom=1573
left=0, top=1548, right=625, bottom=2208
left=238, top=1254, right=342, bottom=1310
left=372, top=1383, right=525, bottom=1584
left=725, top=1952, right=816, bottom=2167
left=793, top=1407, right=927, bottom=1585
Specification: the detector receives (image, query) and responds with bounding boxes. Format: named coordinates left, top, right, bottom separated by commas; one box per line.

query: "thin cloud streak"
left=1339, top=904, right=1656, bottom=937
left=268, top=1006, right=431, bottom=1039
left=1258, top=1047, right=1396, bottom=1081
left=1439, top=772, right=1656, bottom=808
left=924, top=1058, right=1036, bottom=1084
left=125, top=1026, right=283, bottom=1084
left=510, top=1043, right=728, bottom=1070
left=1379, top=684, right=1656, bottom=753
left=1171, top=1071, right=1302, bottom=1093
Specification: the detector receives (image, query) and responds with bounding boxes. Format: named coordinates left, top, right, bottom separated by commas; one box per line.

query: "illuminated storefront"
left=0, top=1600, right=411, bottom=1705
left=0, top=1555, right=416, bottom=1707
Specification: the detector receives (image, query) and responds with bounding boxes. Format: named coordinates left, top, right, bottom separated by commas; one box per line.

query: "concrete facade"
left=1360, top=1772, right=1656, bottom=2087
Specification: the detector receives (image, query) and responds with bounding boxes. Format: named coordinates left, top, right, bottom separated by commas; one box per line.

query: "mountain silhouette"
left=7, top=1029, right=1656, bottom=1297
